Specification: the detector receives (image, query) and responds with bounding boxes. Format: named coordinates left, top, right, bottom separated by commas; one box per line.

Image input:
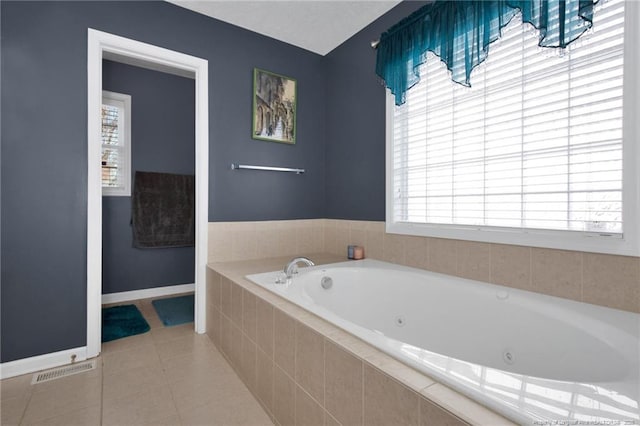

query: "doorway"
left=87, top=29, right=209, bottom=358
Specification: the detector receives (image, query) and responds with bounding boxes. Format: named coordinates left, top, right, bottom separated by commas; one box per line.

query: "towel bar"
left=231, top=163, right=305, bottom=175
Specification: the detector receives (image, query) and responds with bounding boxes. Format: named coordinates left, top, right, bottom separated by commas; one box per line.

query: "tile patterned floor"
left=0, top=295, right=273, bottom=426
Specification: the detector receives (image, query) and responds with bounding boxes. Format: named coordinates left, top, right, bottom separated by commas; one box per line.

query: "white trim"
left=87, top=29, right=103, bottom=360
left=87, top=29, right=209, bottom=358
left=194, top=61, right=209, bottom=335
left=103, top=51, right=195, bottom=79
left=385, top=2, right=640, bottom=257
left=101, top=90, right=132, bottom=197
left=102, top=283, right=195, bottom=304
left=621, top=0, right=640, bottom=257
left=0, top=347, right=87, bottom=380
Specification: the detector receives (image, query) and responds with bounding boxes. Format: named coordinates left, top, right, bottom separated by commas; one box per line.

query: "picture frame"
left=252, top=68, right=297, bottom=144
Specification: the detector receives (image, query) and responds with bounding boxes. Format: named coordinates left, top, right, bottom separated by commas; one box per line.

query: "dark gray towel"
left=132, top=171, right=195, bottom=248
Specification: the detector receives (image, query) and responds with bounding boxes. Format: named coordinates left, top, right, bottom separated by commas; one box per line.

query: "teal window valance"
left=376, top=0, right=598, bottom=105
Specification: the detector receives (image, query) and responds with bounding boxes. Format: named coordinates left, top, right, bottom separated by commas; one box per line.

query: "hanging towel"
left=132, top=171, right=195, bottom=248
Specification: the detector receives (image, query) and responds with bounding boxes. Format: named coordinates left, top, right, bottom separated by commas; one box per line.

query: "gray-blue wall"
left=0, top=0, right=424, bottom=363
left=324, top=1, right=426, bottom=220
left=1, top=0, right=326, bottom=362
left=102, top=60, right=195, bottom=295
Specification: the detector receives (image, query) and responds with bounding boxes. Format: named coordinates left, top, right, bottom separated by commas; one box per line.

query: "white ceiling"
left=166, top=1, right=401, bottom=55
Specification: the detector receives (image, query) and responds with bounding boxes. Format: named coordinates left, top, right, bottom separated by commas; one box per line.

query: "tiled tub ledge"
left=206, top=254, right=513, bottom=426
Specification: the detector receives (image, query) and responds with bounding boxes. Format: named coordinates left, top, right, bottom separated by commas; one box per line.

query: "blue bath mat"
left=102, top=305, right=150, bottom=342
left=151, top=294, right=194, bottom=327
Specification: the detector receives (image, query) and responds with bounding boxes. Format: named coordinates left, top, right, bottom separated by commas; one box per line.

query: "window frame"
left=101, top=90, right=132, bottom=197
left=385, top=0, right=640, bottom=257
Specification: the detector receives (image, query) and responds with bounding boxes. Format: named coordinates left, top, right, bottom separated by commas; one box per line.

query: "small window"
left=101, top=90, right=131, bottom=196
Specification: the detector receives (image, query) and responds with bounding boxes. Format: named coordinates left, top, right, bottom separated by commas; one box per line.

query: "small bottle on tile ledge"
left=347, top=245, right=355, bottom=259
left=353, top=246, right=364, bottom=260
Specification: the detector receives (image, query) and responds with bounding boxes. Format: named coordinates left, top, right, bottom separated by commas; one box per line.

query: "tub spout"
left=284, top=257, right=315, bottom=279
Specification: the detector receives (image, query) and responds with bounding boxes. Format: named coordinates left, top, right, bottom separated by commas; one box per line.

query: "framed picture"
left=252, top=68, right=297, bottom=144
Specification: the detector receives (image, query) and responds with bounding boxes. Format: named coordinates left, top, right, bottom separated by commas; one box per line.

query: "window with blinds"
left=101, top=91, right=131, bottom=196
left=388, top=0, right=635, bottom=253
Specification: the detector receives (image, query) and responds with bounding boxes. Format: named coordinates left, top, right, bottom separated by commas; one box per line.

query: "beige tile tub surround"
left=322, top=219, right=640, bottom=313
left=208, top=220, right=325, bottom=263
left=207, top=255, right=513, bottom=426
left=210, top=219, right=639, bottom=313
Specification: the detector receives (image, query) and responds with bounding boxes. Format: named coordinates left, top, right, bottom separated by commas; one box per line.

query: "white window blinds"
left=101, top=91, right=131, bottom=196
left=392, top=0, right=625, bottom=236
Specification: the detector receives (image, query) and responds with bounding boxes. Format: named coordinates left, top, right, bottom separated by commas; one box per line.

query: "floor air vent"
left=31, top=360, right=96, bottom=384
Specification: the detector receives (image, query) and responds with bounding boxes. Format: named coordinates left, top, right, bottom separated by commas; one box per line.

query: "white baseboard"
left=0, top=346, right=88, bottom=380
left=102, top=283, right=195, bottom=304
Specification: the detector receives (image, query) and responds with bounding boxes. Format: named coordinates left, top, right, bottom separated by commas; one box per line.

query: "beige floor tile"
left=102, top=331, right=154, bottom=354
left=102, top=344, right=162, bottom=376
left=138, top=304, right=164, bottom=329
left=102, top=363, right=168, bottom=401
left=24, top=404, right=101, bottom=426
left=177, top=392, right=273, bottom=426
left=141, top=312, right=164, bottom=330
left=2, top=295, right=270, bottom=426
left=160, top=348, right=231, bottom=385
left=0, top=374, right=32, bottom=401
left=1, top=394, right=30, bottom=426
left=169, top=368, right=247, bottom=412
left=142, top=414, right=183, bottom=426
left=151, top=323, right=196, bottom=344
left=155, top=333, right=213, bottom=362
left=102, top=385, right=178, bottom=426
left=21, top=375, right=101, bottom=423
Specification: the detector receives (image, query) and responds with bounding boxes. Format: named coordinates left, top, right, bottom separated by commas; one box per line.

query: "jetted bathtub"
left=247, top=259, right=640, bottom=425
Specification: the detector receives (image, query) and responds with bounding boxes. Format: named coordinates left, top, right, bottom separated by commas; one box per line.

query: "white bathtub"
left=247, top=259, right=640, bottom=425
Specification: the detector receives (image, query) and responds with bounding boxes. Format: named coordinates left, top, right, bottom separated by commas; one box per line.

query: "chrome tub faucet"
left=284, top=257, right=315, bottom=279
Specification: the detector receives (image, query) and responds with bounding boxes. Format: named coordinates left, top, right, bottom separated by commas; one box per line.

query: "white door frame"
left=87, top=29, right=209, bottom=358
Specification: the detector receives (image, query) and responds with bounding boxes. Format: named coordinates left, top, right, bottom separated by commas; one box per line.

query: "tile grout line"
left=159, top=322, right=183, bottom=426
left=100, top=355, right=104, bottom=426
left=361, top=360, right=365, bottom=426
left=17, top=382, right=35, bottom=426
left=580, top=251, right=584, bottom=303
left=418, top=389, right=422, bottom=425
left=323, top=336, right=327, bottom=423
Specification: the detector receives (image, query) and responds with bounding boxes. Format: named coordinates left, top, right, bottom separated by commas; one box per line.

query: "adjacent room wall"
left=1, top=0, right=326, bottom=362
left=102, top=60, right=195, bottom=295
